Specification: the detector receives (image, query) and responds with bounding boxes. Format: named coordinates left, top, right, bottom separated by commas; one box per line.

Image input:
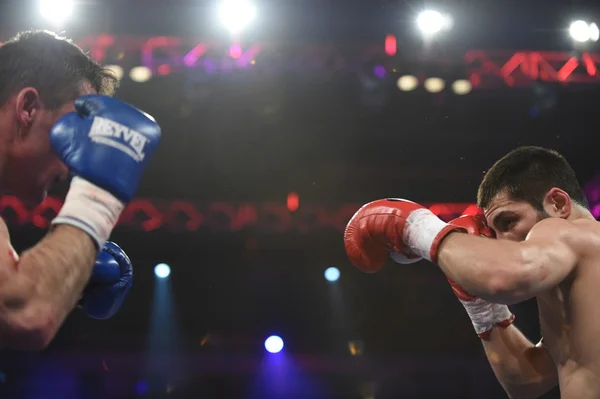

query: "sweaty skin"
left=437, top=190, right=600, bottom=399
left=534, top=222, right=600, bottom=399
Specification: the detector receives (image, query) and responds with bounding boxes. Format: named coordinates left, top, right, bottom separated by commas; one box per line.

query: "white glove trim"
left=51, top=177, right=125, bottom=248
left=403, top=208, right=449, bottom=261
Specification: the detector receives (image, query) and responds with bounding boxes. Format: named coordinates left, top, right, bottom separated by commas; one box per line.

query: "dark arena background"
left=1, top=0, right=600, bottom=398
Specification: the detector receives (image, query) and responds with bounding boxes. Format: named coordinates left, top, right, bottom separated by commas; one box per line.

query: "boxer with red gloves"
left=344, top=146, right=600, bottom=398
left=345, top=197, right=576, bottom=303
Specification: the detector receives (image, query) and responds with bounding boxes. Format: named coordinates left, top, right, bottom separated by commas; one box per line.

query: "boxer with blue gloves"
left=0, top=31, right=160, bottom=349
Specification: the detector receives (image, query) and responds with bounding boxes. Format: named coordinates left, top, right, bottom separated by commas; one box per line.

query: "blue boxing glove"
left=50, top=95, right=161, bottom=248
left=78, top=241, right=133, bottom=320
left=50, top=95, right=161, bottom=202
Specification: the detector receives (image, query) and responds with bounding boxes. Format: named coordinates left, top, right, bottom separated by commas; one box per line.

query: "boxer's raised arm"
left=437, top=218, right=583, bottom=304
left=482, top=325, right=557, bottom=399
left=0, top=221, right=96, bottom=350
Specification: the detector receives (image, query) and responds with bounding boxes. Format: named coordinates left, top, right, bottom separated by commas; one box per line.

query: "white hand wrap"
left=51, top=177, right=125, bottom=248
left=402, top=208, right=454, bottom=261
left=458, top=297, right=514, bottom=338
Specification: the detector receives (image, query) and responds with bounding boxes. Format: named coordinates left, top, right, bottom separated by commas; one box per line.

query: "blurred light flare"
left=373, top=65, right=386, bottom=78
left=324, top=267, right=340, bottom=282
left=287, top=192, right=299, bottom=212
left=39, top=0, right=74, bottom=24
left=229, top=44, right=243, bottom=59
left=592, top=23, right=600, bottom=42
left=265, top=335, right=284, bottom=353
left=157, top=64, right=171, bottom=75
left=129, top=66, right=153, bottom=82
left=397, top=75, right=418, bottom=91
left=384, top=34, right=397, bottom=56
left=416, top=10, right=450, bottom=35
left=219, top=0, right=257, bottom=33
left=424, top=77, right=445, bottom=93
left=452, top=79, right=472, bottom=95
left=154, top=263, right=171, bottom=278
left=570, top=21, right=599, bottom=43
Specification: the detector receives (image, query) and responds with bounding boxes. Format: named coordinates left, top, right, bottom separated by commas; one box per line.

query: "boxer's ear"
left=14, top=87, right=41, bottom=135
left=543, top=187, right=571, bottom=219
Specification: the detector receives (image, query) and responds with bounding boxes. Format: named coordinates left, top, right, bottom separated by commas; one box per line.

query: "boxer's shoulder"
left=528, top=217, right=597, bottom=245
left=571, top=217, right=600, bottom=231
left=527, top=217, right=581, bottom=243
left=570, top=218, right=600, bottom=247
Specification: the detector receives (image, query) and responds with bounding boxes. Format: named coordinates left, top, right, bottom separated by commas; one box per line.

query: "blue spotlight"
left=264, top=335, right=284, bottom=354
left=154, top=263, right=171, bottom=279
left=134, top=381, right=148, bottom=395
left=324, top=267, right=340, bottom=282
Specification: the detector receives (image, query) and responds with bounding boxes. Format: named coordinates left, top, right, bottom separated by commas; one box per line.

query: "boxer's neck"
left=569, top=204, right=595, bottom=222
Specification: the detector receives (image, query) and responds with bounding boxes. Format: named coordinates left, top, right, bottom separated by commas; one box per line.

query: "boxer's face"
left=484, top=191, right=549, bottom=242
left=4, top=83, right=95, bottom=205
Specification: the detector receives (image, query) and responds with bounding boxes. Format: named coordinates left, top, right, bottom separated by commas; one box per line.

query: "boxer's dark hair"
left=0, top=30, right=118, bottom=109
left=478, top=146, right=589, bottom=211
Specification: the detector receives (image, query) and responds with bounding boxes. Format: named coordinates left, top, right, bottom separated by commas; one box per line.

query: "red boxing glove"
left=344, top=199, right=465, bottom=273
left=447, top=215, right=515, bottom=339
left=448, top=214, right=495, bottom=238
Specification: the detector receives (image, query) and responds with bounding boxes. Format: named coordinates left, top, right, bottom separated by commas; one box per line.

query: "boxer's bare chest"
left=537, top=260, right=600, bottom=369
left=537, top=279, right=572, bottom=365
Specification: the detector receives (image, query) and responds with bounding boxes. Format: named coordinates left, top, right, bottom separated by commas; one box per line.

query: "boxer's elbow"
left=2, top=306, right=59, bottom=350
left=0, top=295, right=60, bottom=350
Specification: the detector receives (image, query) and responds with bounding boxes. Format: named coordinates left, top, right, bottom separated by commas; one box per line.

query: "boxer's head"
left=0, top=30, right=118, bottom=204
left=477, top=146, right=588, bottom=242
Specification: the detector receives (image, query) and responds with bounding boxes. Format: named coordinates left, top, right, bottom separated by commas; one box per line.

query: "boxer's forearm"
left=3, top=225, right=96, bottom=349
left=436, top=232, right=533, bottom=304
left=436, top=229, right=576, bottom=305
left=483, top=324, right=557, bottom=399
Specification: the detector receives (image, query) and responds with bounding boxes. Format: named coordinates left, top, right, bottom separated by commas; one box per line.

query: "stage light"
left=135, top=381, right=149, bottom=395
left=416, top=10, right=448, bottom=35
left=229, top=44, right=243, bottom=59
left=264, top=335, right=284, bottom=353
left=39, top=0, right=73, bottom=24
left=105, top=65, right=124, bottom=81
left=424, top=77, right=445, bottom=93
left=397, top=75, right=418, bottom=91
left=324, top=267, right=340, bottom=282
left=373, top=65, right=386, bottom=79
left=129, top=66, right=152, bottom=83
left=154, top=263, right=171, bottom=279
left=452, top=79, right=472, bottom=95
left=219, top=0, right=257, bottom=34
left=591, top=23, right=600, bottom=42
left=385, top=34, right=397, bottom=56
left=287, top=192, right=299, bottom=212
left=569, top=20, right=599, bottom=43
left=348, top=340, right=364, bottom=356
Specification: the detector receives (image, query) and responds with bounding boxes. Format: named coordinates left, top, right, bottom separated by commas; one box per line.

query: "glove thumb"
left=75, top=94, right=111, bottom=117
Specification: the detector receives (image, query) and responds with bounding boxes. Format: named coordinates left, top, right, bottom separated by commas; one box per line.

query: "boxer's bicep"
left=0, top=218, right=29, bottom=304
left=0, top=218, right=38, bottom=345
